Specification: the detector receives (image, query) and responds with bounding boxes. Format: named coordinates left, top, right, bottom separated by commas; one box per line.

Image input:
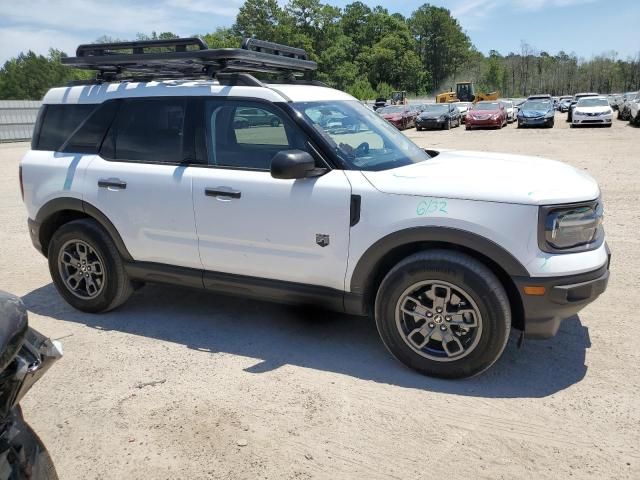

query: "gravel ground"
left=1, top=113, right=638, bottom=479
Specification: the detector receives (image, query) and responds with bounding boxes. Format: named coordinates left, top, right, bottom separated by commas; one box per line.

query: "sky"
left=0, top=0, right=638, bottom=65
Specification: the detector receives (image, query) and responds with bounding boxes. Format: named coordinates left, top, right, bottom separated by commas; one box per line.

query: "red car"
left=465, top=101, right=508, bottom=130
left=378, top=105, right=417, bottom=130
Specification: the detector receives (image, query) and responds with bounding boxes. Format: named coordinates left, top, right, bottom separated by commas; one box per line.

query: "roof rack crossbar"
left=75, top=37, right=208, bottom=57
left=62, top=37, right=317, bottom=83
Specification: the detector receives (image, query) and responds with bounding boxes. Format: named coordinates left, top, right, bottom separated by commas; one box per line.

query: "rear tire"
left=444, top=120, right=451, bottom=130
left=48, top=219, right=133, bottom=313
left=374, top=250, right=511, bottom=379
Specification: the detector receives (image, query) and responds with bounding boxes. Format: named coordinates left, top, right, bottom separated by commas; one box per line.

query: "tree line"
left=1, top=0, right=639, bottom=100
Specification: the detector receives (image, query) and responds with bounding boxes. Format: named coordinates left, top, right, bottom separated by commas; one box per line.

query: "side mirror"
left=271, top=150, right=324, bottom=180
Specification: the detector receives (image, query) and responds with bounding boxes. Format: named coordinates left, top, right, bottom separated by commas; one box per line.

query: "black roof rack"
left=61, top=37, right=317, bottom=83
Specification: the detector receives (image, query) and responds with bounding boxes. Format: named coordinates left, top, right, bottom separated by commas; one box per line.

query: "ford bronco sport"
left=20, top=38, right=610, bottom=378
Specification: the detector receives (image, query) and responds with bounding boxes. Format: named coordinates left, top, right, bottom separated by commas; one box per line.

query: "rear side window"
left=62, top=101, right=119, bottom=154
left=35, top=104, right=95, bottom=151
left=104, top=98, right=187, bottom=163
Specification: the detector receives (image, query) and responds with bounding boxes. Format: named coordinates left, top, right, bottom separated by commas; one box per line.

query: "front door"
left=191, top=100, right=352, bottom=290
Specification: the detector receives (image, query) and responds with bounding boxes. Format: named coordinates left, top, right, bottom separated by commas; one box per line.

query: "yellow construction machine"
left=436, top=82, right=499, bottom=103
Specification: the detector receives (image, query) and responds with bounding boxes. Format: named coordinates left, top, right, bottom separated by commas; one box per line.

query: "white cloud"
left=0, top=26, right=83, bottom=64
left=0, top=0, right=242, bottom=63
left=513, top=0, right=597, bottom=9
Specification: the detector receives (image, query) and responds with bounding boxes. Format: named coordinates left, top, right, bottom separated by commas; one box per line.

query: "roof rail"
left=61, top=37, right=317, bottom=83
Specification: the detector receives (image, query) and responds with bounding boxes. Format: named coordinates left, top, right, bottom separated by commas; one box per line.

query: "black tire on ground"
left=444, top=119, right=451, bottom=130
left=517, top=122, right=522, bottom=128
left=48, top=218, right=133, bottom=313
left=374, top=250, right=511, bottom=379
left=548, top=119, right=555, bottom=128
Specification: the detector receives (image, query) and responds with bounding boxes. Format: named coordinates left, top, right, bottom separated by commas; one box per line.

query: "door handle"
left=98, top=178, right=127, bottom=190
left=205, top=187, right=241, bottom=199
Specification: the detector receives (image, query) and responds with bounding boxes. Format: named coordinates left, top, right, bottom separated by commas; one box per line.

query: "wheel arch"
left=35, top=198, right=133, bottom=261
left=350, top=227, right=528, bottom=331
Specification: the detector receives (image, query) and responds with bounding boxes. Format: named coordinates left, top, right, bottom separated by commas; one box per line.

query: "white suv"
left=20, top=38, right=610, bottom=378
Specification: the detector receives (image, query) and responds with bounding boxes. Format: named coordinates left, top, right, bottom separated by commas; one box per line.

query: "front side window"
left=293, top=100, right=431, bottom=171
left=106, top=98, right=187, bottom=163
left=205, top=101, right=308, bottom=170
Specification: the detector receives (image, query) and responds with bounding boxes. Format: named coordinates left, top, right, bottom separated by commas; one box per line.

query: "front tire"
left=374, top=250, right=511, bottom=379
left=48, top=219, right=133, bottom=313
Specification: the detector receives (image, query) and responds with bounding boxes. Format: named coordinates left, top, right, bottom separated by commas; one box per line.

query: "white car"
left=571, top=96, right=613, bottom=127
left=502, top=100, right=516, bottom=123
left=20, top=38, right=610, bottom=379
left=455, top=102, right=473, bottom=123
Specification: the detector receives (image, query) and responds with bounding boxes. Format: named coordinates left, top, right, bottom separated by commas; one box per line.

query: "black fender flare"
left=35, top=197, right=133, bottom=261
left=349, top=226, right=529, bottom=296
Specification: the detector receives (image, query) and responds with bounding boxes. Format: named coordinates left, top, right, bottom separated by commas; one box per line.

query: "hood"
left=574, top=106, right=611, bottom=113
left=361, top=150, right=600, bottom=205
left=468, top=110, right=498, bottom=116
left=520, top=109, right=551, bottom=117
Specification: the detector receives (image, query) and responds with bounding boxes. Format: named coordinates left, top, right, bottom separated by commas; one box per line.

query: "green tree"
left=410, top=4, right=472, bottom=91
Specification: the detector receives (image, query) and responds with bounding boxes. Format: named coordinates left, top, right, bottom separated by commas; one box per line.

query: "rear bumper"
left=513, top=245, right=611, bottom=338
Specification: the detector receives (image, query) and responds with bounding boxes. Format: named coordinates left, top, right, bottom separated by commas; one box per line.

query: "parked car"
left=517, top=99, right=556, bottom=128
left=465, top=101, right=507, bottom=129
left=617, top=91, right=638, bottom=121
left=24, top=37, right=611, bottom=379
left=455, top=101, right=473, bottom=123
left=627, top=93, right=640, bottom=125
left=568, top=92, right=599, bottom=122
left=234, top=107, right=281, bottom=128
left=373, top=97, right=387, bottom=111
left=558, top=98, right=573, bottom=112
left=0, top=290, right=62, bottom=479
left=610, top=94, right=623, bottom=111
left=377, top=105, right=417, bottom=130
left=502, top=100, right=516, bottom=123
left=415, top=103, right=461, bottom=130
left=571, top=96, right=613, bottom=127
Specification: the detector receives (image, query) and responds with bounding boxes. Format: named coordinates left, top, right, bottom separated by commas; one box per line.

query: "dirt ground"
left=1, top=113, right=638, bottom=479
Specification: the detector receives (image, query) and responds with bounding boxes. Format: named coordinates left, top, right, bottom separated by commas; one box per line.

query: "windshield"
left=474, top=102, right=499, bottom=110
left=378, top=106, right=405, bottom=114
left=292, top=100, right=431, bottom=171
left=577, top=98, right=609, bottom=107
left=421, top=104, right=449, bottom=114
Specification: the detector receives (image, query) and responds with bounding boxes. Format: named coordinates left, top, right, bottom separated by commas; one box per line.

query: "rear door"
left=82, top=97, right=201, bottom=269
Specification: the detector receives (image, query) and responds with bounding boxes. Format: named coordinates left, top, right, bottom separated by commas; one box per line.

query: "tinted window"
left=35, top=104, right=96, bottom=151
left=108, top=98, right=186, bottom=163
left=62, top=101, right=118, bottom=154
left=206, top=101, right=307, bottom=170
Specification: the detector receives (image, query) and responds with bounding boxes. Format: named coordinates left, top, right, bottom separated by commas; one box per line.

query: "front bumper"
left=416, top=119, right=445, bottom=129
left=466, top=117, right=501, bottom=128
left=513, top=245, right=611, bottom=338
left=572, top=114, right=612, bottom=125
left=519, top=116, right=554, bottom=126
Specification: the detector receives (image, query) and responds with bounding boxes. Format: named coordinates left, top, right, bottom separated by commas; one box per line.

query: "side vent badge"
left=316, top=234, right=330, bottom=248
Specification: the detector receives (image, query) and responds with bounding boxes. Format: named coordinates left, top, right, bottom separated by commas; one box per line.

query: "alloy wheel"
left=395, top=280, right=483, bottom=362
left=58, top=240, right=105, bottom=299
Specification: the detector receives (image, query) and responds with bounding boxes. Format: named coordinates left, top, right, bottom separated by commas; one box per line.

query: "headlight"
left=539, top=201, right=604, bottom=252
left=439, top=115, right=447, bottom=121
left=574, top=110, right=584, bottom=116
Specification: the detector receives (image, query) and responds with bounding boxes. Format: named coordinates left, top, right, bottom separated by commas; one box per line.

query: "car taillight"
left=19, top=165, right=24, bottom=200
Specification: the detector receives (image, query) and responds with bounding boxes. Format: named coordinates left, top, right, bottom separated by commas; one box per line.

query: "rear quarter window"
left=34, top=104, right=96, bottom=151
